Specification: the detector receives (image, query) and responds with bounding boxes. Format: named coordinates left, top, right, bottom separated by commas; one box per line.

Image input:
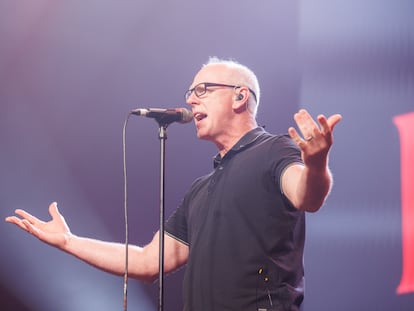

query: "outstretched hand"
left=288, top=109, right=342, bottom=169
left=5, top=202, right=72, bottom=249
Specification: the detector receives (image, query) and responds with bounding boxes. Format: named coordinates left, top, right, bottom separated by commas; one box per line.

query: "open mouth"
left=194, top=112, right=207, bottom=121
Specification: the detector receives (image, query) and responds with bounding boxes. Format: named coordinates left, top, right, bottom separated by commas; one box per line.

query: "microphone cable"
left=122, top=112, right=134, bottom=311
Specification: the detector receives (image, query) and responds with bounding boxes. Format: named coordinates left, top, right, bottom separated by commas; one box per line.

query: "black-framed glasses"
left=185, top=82, right=257, bottom=102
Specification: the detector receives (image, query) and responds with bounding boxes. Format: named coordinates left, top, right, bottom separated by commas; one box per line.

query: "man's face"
left=186, top=64, right=236, bottom=142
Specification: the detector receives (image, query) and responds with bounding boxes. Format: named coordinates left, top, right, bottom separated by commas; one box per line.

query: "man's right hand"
left=5, top=202, right=72, bottom=249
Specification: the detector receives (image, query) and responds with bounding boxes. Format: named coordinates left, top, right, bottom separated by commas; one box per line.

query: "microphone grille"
left=179, top=108, right=194, bottom=123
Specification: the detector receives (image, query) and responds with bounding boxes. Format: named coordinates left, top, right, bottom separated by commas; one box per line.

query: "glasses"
left=185, top=82, right=257, bottom=102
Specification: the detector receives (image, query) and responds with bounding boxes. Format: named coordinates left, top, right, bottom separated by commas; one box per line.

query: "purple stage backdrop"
left=1, top=1, right=413, bottom=310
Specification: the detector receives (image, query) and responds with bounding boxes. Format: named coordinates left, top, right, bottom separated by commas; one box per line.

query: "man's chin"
left=196, top=130, right=210, bottom=141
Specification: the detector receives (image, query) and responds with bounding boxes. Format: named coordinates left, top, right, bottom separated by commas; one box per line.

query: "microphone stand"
left=128, top=109, right=191, bottom=311
left=150, top=111, right=191, bottom=311
left=156, top=120, right=168, bottom=311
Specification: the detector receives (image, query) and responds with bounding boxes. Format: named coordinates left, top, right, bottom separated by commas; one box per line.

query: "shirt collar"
left=213, top=127, right=266, bottom=168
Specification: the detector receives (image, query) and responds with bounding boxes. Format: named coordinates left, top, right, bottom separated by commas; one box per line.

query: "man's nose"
left=186, top=92, right=199, bottom=106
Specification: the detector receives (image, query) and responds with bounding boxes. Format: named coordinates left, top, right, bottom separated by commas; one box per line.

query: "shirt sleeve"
left=271, top=135, right=304, bottom=192
left=165, top=200, right=189, bottom=246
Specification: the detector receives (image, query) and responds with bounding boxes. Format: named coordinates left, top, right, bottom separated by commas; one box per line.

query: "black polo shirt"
left=165, top=127, right=305, bottom=311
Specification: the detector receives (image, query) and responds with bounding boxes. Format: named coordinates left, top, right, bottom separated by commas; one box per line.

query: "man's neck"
left=216, top=120, right=257, bottom=157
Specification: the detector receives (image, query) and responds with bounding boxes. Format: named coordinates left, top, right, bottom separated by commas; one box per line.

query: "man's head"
left=185, top=57, right=260, bottom=145
left=197, top=57, right=260, bottom=116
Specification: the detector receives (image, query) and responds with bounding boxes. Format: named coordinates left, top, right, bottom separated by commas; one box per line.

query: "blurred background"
left=1, top=0, right=413, bottom=310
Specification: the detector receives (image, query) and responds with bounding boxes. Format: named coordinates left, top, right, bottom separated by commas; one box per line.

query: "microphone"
left=130, top=108, right=193, bottom=124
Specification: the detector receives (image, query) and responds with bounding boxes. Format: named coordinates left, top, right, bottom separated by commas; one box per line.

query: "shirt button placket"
left=208, top=165, right=224, bottom=193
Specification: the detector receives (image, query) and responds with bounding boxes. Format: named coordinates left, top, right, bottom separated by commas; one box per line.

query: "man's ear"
left=232, top=87, right=249, bottom=112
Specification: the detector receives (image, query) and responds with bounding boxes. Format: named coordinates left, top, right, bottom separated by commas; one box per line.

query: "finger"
left=288, top=126, right=301, bottom=143
left=5, top=215, right=24, bottom=226
left=288, top=126, right=308, bottom=149
left=318, top=114, right=342, bottom=133
left=5, top=216, right=31, bottom=232
left=295, top=109, right=318, bottom=126
left=317, top=114, right=330, bottom=135
left=21, top=219, right=41, bottom=237
left=14, top=209, right=42, bottom=225
left=294, top=109, right=319, bottom=139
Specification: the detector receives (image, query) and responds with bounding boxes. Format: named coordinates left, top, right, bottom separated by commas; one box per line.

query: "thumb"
left=328, top=114, right=342, bottom=131
left=48, top=202, right=60, bottom=220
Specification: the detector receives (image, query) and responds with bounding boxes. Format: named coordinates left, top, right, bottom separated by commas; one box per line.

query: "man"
left=6, top=57, right=342, bottom=310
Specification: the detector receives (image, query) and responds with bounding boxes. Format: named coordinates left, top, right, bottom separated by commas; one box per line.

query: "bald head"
left=201, top=57, right=261, bottom=116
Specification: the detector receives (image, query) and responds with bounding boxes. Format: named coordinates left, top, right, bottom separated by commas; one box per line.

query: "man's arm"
left=282, top=109, right=342, bottom=212
left=5, top=202, right=189, bottom=282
